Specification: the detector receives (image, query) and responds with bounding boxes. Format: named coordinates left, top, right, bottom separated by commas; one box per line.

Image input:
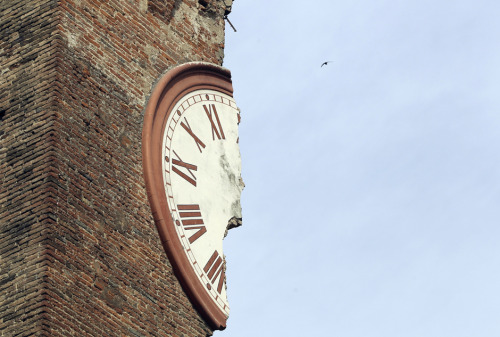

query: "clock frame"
left=142, top=62, right=239, bottom=330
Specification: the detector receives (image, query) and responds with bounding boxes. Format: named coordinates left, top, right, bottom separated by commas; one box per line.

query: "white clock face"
left=161, top=89, right=242, bottom=315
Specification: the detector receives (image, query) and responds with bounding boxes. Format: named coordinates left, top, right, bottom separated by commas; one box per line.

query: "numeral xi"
left=204, top=104, right=225, bottom=140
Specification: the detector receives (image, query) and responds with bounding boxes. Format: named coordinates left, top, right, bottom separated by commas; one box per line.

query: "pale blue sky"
left=218, top=1, right=500, bottom=336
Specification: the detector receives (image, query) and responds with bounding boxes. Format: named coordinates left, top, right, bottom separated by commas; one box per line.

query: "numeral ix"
left=168, top=150, right=197, bottom=186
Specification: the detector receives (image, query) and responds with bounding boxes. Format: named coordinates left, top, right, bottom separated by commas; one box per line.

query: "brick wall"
left=1, top=0, right=231, bottom=335
left=0, top=1, right=59, bottom=335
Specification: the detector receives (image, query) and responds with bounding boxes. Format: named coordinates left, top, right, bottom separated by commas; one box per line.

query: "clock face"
left=161, top=89, right=242, bottom=315
left=142, top=63, right=242, bottom=330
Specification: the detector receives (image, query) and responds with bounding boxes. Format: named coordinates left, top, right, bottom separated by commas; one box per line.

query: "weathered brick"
left=1, top=0, right=231, bottom=335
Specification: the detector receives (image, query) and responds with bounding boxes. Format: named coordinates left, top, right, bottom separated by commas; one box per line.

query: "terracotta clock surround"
left=142, top=62, right=239, bottom=330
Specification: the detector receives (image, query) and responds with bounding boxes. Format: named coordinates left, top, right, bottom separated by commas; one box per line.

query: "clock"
left=142, top=62, right=243, bottom=330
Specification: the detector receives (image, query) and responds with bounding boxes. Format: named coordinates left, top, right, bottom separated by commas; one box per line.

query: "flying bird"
left=321, top=61, right=333, bottom=67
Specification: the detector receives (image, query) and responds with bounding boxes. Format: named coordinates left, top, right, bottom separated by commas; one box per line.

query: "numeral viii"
left=177, top=204, right=207, bottom=244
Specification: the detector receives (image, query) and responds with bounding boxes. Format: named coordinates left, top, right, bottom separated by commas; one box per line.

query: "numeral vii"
left=177, top=204, right=207, bottom=244
left=203, top=104, right=225, bottom=140
left=204, top=250, right=225, bottom=294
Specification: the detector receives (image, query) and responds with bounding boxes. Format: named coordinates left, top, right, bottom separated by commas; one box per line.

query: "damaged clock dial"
left=161, top=89, right=243, bottom=315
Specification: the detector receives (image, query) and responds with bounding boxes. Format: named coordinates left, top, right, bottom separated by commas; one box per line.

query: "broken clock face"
left=142, top=62, right=243, bottom=330
left=162, top=87, right=242, bottom=316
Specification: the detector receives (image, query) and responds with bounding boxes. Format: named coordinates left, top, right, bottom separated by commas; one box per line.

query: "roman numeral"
left=203, top=250, right=225, bottom=294
left=178, top=204, right=207, bottom=244
left=169, top=150, right=197, bottom=186
left=180, top=117, right=206, bottom=153
left=203, top=104, right=225, bottom=140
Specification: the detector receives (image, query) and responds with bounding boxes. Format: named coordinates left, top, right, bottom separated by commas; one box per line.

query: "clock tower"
left=0, top=1, right=240, bottom=336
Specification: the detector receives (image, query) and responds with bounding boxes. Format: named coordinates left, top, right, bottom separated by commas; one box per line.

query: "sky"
left=216, top=1, right=500, bottom=336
